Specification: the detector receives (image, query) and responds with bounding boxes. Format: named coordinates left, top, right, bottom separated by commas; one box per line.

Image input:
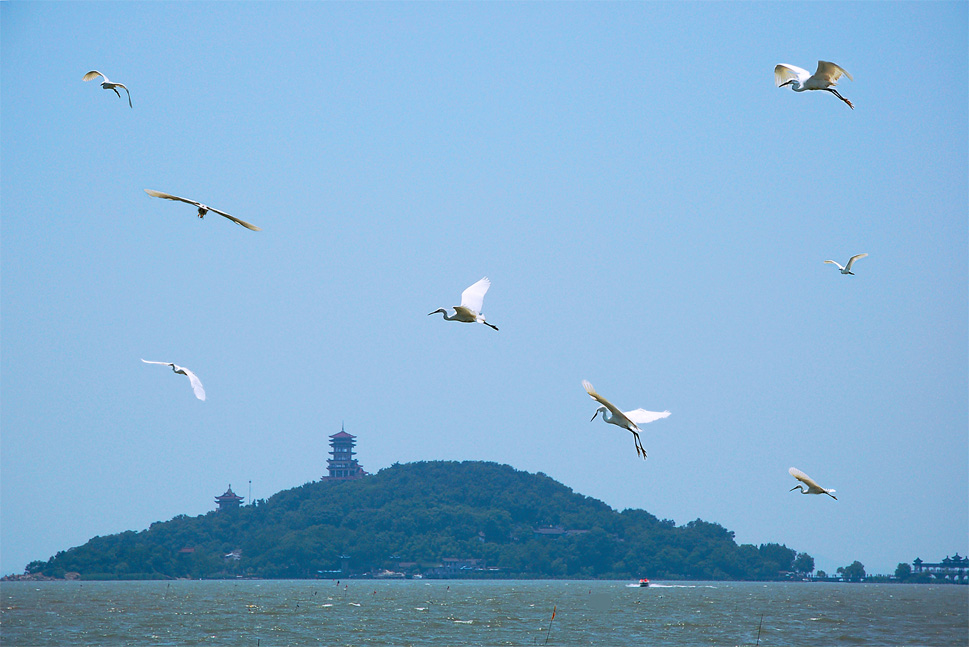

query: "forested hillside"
left=29, top=461, right=809, bottom=580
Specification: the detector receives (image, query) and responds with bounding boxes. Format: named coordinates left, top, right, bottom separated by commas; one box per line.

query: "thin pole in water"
left=544, top=605, right=556, bottom=645
left=755, top=613, right=764, bottom=646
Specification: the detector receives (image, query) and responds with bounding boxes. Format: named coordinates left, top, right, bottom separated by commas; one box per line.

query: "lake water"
left=1, top=579, right=966, bottom=646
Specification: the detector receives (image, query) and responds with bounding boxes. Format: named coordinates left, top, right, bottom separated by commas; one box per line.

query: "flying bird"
left=141, top=359, right=206, bottom=401
left=774, top=61, right=853, bottom=109
left=824, top=253, right=868, bottom=275
left=788, top=467, right=837, bottom=499
left=582, top=380, right=670, bottom=459
left=82, top=70, right=132, bottom=108
left=428, top=277, right=498, bottom=331
left=144, top=189, right=261, bottom=231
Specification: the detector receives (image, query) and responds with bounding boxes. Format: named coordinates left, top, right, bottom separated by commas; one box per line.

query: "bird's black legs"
left=633, top=432, right=647, bottom=460
left=827, top=88, right=854, bottom=110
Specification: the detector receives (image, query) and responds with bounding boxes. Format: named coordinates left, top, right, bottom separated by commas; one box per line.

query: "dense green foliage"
left=34, top=461, right=806, bottom=581
left=793, top=552, right=815, bottom=575
left=837, top=560, right=867, bottom=582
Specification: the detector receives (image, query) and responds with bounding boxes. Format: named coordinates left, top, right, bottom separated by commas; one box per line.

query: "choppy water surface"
left=2, top=579, right=966, bottom=646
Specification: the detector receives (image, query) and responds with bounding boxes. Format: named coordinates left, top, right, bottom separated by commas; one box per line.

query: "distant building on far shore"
left=913, top=554, right=968, bottom=580
left=214, top=485, right=244, bottom=511
left=322, top=425, right=368, bottom=481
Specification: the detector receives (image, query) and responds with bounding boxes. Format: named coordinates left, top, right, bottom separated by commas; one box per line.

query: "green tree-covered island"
left=26, top=461, right=818, bottom=581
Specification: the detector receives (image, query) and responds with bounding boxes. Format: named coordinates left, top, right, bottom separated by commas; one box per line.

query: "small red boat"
left=638, top=577, right=650, bottom=587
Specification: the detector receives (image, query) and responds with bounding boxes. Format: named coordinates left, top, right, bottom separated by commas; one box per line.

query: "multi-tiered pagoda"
left=214, top=485, right=244, bottom=511
left=323, top=426, right=368, bottom=481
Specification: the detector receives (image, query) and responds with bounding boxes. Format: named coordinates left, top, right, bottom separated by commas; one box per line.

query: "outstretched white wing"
left=460, top=277, right=491, bottom=314
left=789, top=467, right=821, bottom=490
left=205, top=205, right=262, bottom=231
left=814, top=61, right=852, bottom=84
left=179, top=366, right=207, bottom=401
left=582, top=380, right=625, bottom=420
left=843, top=253, right=868, bottom=272
left=824, top=260, right=845, bottom=270
left=623, top=408, right=671, bottom=425
left=774, top=63, right=810, bottom=87
left=83, top=70, right=105, bottom=82
left=145, top=189, right=202, bottom=208
left=114, top=83, right=132, bottom=108
left=141, top=359, right=174, bottom=367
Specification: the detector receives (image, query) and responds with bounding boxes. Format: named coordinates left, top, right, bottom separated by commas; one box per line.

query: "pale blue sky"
left=2, top=2, right=966, bottom=577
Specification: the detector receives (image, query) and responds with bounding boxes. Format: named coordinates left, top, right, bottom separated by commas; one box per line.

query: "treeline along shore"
left=17, top=461, right=830, bottom=581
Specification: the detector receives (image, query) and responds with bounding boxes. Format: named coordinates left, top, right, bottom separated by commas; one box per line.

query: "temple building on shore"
left=214, top=485, right=244, bottom=511
left=323, top=425, right=368, bottom=481
left=912, top=554, right=968, bottom=580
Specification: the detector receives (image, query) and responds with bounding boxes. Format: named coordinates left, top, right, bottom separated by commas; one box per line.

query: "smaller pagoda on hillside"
left=322, top=425, right=368, bottom=481
left=214, top=485, right=244, bottom=511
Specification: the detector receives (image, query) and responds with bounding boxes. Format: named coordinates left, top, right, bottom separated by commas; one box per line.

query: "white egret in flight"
left=82, top=70, right=132, bottom=108
left=428, top=277, right=498, bottom=331
left=788, top=467, right=837, bottom=500
left=774, top=61, right=853, bottom=109
left=582, top=380, right=670, bottom=459
left=824, top=253, right=868, bottom=275
left=145, top=189, right=262, bottom=231
left=141, top=359, right=206, bottom=401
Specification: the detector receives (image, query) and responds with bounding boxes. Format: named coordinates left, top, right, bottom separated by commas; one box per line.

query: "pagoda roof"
left=330, top=431, right=355, bottom=439
left=215, top=485, right=244, bottom=501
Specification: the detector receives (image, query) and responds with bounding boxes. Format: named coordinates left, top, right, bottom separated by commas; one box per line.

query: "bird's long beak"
left=789, top=485, right=799, bottom=492
left=590, top=410, right=600, bottom=422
